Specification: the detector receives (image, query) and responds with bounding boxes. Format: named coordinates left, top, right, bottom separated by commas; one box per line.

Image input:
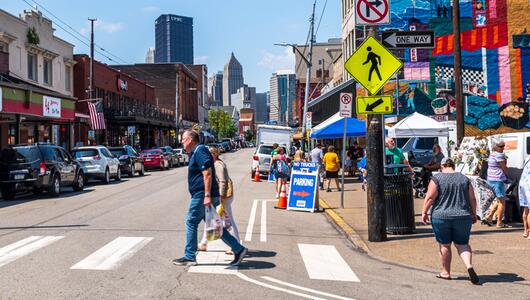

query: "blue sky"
left=2, top=0, right=341, bottom=92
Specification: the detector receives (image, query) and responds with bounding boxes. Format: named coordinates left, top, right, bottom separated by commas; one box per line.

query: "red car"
left=140, top=149, right=169, bottom=170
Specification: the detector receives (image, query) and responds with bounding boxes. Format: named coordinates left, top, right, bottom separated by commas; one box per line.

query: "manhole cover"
left=473, top=250, right=493, bottom=255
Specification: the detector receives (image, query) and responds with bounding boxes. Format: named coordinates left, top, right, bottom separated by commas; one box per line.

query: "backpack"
left=275, top=160, right=291, bottom=179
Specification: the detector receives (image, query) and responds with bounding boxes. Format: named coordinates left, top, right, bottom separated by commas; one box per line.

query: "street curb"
left=318, top=197, right=468, bottom=277
left=319, top=198, right=372, bottom=255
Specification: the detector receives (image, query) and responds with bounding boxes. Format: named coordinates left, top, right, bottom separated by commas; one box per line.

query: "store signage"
left=43, top=96, right=61, bottom=118
left=287, top=162, right=319, bottom=213
left=117, top=78, right=128, bottom=92
left=340, top=93, right=353, bottom=117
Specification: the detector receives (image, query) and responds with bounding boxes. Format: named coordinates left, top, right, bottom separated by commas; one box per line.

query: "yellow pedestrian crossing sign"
left=344, top=36, right=403, bottom=95
left=356, top=95, right=393, bottom=114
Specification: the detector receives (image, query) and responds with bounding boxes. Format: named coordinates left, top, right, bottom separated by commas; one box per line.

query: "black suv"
left=108, top=145, right=145, bottom=177
left=0, top=144, right=85, bottom=200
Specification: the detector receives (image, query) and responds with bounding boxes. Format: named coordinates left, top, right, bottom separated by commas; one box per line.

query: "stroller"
left=412, top=165, right=432, bottom=199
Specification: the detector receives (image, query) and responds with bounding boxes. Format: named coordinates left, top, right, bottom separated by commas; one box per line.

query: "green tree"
left=208, top=109, right=236, bottom=138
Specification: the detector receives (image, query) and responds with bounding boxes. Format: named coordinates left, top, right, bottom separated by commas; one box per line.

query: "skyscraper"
left=255, top=92, right=269, bottom=124
left=145, top=47, right=154, bottom=63
left=208, top=71, right=223, bottom=107
left=222, top=52, right=244, bottom=106
left=154, top=14, right=193, bottom=64
left=269, top=71, right=296, bottom=125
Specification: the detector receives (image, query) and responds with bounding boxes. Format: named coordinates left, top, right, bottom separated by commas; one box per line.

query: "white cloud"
left=257, top=48, right=295, bottom=72
left=195, top=55, right=209, bottom=64
left=79, top=20, right=125, bottom=35
left=142, top=6, right=160, bottom=13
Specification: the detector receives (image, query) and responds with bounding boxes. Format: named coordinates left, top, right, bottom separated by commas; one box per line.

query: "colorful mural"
left=376, top=0, right=530, bottom=135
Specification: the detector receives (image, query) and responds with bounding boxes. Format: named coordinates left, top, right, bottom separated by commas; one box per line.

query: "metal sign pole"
left=341, top=117, right=347, bottom=208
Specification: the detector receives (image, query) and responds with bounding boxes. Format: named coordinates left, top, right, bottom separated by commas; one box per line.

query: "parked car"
left=221, top=140, right=232, bottom=152
left=159, top=146, right=180, bottom=168
left=172, top=148, right=189, bottom=165
left=141, top=149, right=169, bottom=170
left=251, top=143, right=291, bottom=178
left=108, top=145, right=145, bottom=177
left=71, top=146, right=121, bottom=184
left=0, top=144, right=85, bottom=200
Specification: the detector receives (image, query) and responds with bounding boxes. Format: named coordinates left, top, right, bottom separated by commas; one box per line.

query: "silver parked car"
left=173, top=148, right=189, bottom=165
left=71, top=146, right=121, bottom=184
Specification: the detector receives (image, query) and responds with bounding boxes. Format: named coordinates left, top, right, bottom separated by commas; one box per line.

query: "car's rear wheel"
left=169, top=160, right=173, bottom=169
left=130, top=164, right=135, bottom=177
left=48, top=175, right=61, bottom=197
left=139, top=164, right=145, bottom=176
left=73, top=172, right=85, bottom=191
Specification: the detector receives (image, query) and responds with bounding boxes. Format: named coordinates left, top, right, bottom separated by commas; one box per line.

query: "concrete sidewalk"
left=319, top=177, right=530, bottom=282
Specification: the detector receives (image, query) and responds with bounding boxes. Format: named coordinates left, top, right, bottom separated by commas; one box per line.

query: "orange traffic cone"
left=253, top=165, right=261, bottom=182
left=275, top=180, right=288, bottom=209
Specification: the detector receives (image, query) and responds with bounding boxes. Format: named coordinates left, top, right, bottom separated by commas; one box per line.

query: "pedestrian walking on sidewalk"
left=483, top=141, right=510, bottom=228
left=518, top=157, right=530, bottom=239
left=323, top=145, right=341, bottom=192
left=421, top=158, right=480, bottom=284
left=173, top=130, right=247, bottom=267
left=271, top=147, right=289, bottom=196
left=198, top=147, right=240, bottom=252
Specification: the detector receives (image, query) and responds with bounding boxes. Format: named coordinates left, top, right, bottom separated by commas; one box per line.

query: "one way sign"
left=382, top=31, right=435, bottom=49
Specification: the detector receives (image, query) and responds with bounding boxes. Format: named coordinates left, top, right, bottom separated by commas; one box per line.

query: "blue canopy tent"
left=310, top=113, right=366, bottom=139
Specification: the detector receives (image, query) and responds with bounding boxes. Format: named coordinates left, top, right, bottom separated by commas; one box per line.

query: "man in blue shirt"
left=173, top=130, right=247, bottom=266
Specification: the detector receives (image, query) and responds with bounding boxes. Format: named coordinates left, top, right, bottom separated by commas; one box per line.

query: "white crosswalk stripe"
left=70, top=237, right=153, bottom=270
left=0, top=236, right=64, bottom=268
left=298, top=244, right=360, bottom=282
left=188, top=239, right=237, bottom=274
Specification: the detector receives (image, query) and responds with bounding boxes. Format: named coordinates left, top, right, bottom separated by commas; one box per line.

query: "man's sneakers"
left=173, top=247, right=247, bottom=267
left=172, top=257, right=197, bottom=266
left=229, top=247, right=248, bottom=266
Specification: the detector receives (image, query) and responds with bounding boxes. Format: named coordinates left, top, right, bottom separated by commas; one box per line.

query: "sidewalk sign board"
left=344, top=36, right=403, bottom=95
left=340, top=93, right=353, bottom=117
left=355, top=0, right=390, bottom=26
left=287, top=162, right=318, bottom=212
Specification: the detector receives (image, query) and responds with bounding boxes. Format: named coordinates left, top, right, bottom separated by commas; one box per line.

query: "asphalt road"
left=0, top=148, right=529, bottom=299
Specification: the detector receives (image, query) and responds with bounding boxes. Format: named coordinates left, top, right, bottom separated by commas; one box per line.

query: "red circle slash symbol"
left=341, top=94, right=352, bottom=104
left=357, top=0, right=388, bottom=24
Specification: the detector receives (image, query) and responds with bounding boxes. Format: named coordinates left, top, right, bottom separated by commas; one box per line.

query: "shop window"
left=8, top=124, right=16, bottom=145
left=27, top=53, right=37, bottom=81
left=65, top=65, right=71, bottom=91
left=43, top=58, right=53, bottom=85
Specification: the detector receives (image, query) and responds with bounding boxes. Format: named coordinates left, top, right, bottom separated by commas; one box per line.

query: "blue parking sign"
left=287, top=162, right=318, bottom=212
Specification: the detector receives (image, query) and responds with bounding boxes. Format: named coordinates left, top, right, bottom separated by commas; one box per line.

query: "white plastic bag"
left=205, top=205, right=223, bottom=241
left=217, top=203, right=232, bottom=230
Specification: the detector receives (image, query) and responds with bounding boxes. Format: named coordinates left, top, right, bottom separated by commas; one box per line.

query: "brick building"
left=111, top=63, right=199, bottom=142
left=74, top=55, right=175, bottom=148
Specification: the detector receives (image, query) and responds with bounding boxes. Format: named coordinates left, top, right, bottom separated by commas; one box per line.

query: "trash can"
left=384, top=173, right=416, bottom=234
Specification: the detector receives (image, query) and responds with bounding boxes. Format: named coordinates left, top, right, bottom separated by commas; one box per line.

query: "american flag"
left=88, top=101, right=106, bottom=130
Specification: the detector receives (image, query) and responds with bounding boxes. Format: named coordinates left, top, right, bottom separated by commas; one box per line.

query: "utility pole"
left=301, top=1, right=316, bottom=152
left=452, top=0, right=464, bottom=144
left=88, top=18, right=97, bottom=144
left=366, top=26, right=387, bottom=242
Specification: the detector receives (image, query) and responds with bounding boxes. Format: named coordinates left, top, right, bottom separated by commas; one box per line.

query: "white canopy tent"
left=387, top=112, right=449, bottom=137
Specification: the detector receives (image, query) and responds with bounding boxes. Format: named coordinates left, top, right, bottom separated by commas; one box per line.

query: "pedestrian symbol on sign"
left=363, top=47, right=382, bottom=81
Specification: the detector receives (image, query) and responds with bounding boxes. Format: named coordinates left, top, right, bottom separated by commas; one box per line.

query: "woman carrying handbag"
left=198, top=147, right=240, bottom=253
